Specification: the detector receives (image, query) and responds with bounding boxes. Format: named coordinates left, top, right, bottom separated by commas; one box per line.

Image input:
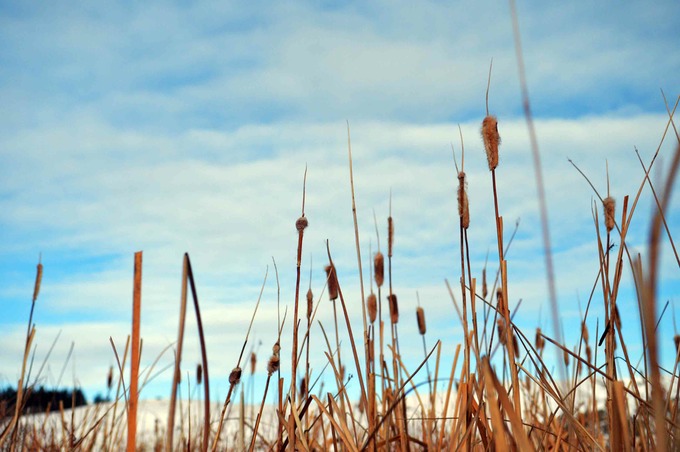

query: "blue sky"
left=1, top=1, right=679, bottom=403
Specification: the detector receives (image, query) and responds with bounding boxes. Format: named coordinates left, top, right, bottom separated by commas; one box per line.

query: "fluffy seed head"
left=267, top=355, right=280, bottom=376
left=325, top=264, right=339, bottom=301
left=416, top=307, right=426, bottom=335
left=367, top=293, right=377, bottom=323
left=481, top=116, right=500, bottom=170
left=388, top=217, right=394, bottom=258
left=603, top=197, right=616, bottom=232
left=388, top=294, right=399, bottom=324
left=229, top=367, right=242, bottom=385
left=296, top=215, right=308, bottom=232
left=374, top=252, right=384, bottom=288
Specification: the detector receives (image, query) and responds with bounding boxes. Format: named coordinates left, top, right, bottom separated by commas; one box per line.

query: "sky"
left=1, top=1, right=679, bottom=405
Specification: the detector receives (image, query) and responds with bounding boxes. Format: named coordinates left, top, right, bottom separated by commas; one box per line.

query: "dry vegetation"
left=1, top=21, right=679, bottom=452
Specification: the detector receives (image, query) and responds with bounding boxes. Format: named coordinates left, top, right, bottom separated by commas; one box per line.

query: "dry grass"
left=1, top=55, right=679, bottom=452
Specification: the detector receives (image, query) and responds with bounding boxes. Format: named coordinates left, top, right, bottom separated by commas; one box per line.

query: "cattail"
left=367, top=293, right=377, bottom=323
left=250, top=352, right=257, bottom=375
left=325, top=264, right=338, bottom=301
left=482, top=268, right=488, bottom=299
left=457, top=171, right=470, bottom=229
left=267, top=342, right=281, bottom=376
left=229, top=367, right=242, bottom=385
left=497, top=319, right=507, bottom=345
left=196, top=364, right=203, bottom=385
left=535, top=328, right=544, bottom=353
left=563, top=348, right=570, bottom=367
left=107, top=366, right=113, bottom=391
left=295, top=215, right=308, bottom=232
left=581, top=321, right=589, bottom=344
left=388, top=217, right=394, bottom=258
left=300, top=377, right=307, bottom=398
left=306, top=287, right=313, bottom=321
left=496, top=288, right=505, bottom=316
left=481, top=116, right=500, bottom=171
left=33, top=261, right=43, bottom=303
left=388, top=294, right=399, bottom=324
left=416, top=307, right=426, bottom=335
left=674, top=335, right=680, bottom=354
left=512, top=334, right=519, bottom=357
left=586, top=345, right=592, bottom=363
left=374, top=252, right=384, bottom=288
left=603, top=197, right=615, bottom=232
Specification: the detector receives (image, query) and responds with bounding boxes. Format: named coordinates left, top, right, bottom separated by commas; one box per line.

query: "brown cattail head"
left=563, top=348, right=570, bottom=367
left=512, top=335, right=519, bottom=357
left=33, top=261, right=43, bottom=303
left=481, top=116, right=500, bottom=171
left=535, top=328, right=544, bottom=353
left=497, top=319, right=507, bottom=345
left=675, top=335, right=680, bottom=354
left=267, top=354, right=280, bottom=376
left=374, top=252, right=384, bottom=288
left=482, top=268, right=488, bottom=299
left=586, top=345, right=592, bottom=363
left=367, top=293, right=377, bottom=323
left=250, top=352, right=257, bottom=374
left=107, top=366, right=113, bottom=391
left=457, top=171, right=470, bottom=229
left=388, top=294, right=399, bottom=324
left=416, top=306, right=426, bottom=335
left=229, top=367, right=242, bottom=385
left=300, top=377, right=307, bottom=398
left=196, top=363, right=203, bottom=385
left=603, top=197, right=615, bottom=232
left=388, top=217, right=394, bottom=258
left=325, top=264, right=338, bottom=301
left=581, top=321, right=590, bottom=344
left=496, top=288, right=505, bottom=316
left=296, top=215, right=308, bottom=233
left=306, top=287, right=314, bottom=320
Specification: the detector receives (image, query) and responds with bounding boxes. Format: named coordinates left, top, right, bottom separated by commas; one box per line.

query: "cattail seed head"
left=675, top=335, right=680, bottom=354
left=272, top=341, right=280, bottom=356
left=306, top=288, right=313, bottom=320
left=367, top=293, right=377, bottom=323
left=388, top=217, right=394, bottom=258
left=388, top=294, right=399, bottom=324
left=482, top=268, right=488, bottom=299
left=497, top=319, right=507, bottom=345
left=512, top=335, right=519, bottom=357
left=481, top=115, right=500, bottom=171
left=374, top=252, right=384, bottom=288
left=563, top=348, right=570, bottom=367
left=299, top=377, right=307, bottom=398
left=325, top=264, right=338, bottom=301
left=295, top=215, right=308, bottom=232
left=33, top=261, right=43, bottom=303
left=603, top=197, right=615, bottom=232
left=250, top=352, right=257, bottom=374
left=457, top=172, right=470, bottom=229
left=496, top=288, right=505, bottom=316
left=196, top=363, right=203, bottom=385
left=229, top=367, right=242, bottom=385
left=107, top=366, right=113, bottom=391
left=535, top=328, right=544, bottom=353
left=267, top=355, right=280, bottom=376
left=581, top=321, right=589, bottom=344
left=416, top=307, right=426, bottom=335
left=586, top=345, right=592, bottom=363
